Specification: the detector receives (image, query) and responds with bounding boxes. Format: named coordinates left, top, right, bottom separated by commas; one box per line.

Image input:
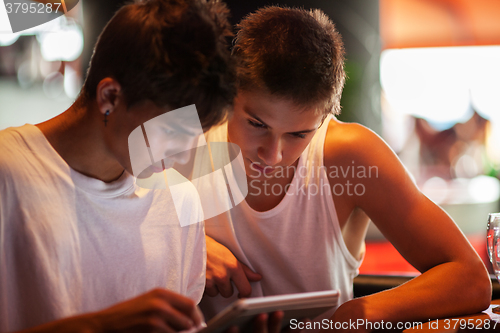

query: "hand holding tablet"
left=198, top=290, right=340, bottom=333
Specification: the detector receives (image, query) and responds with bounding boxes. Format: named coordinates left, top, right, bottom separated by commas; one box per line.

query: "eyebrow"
left=246, top=110, right=318, bottom=135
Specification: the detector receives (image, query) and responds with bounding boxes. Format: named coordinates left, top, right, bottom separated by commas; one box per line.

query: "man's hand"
left=91, top=288, right=204, bottom=332
left=226, top=311, right=285, bottom=333
left=205, top=235, right=262, bottom=298
left=18, top=288, right=204, bottom=333
left=253, top=312, right=285, bottom=333
left=330, top=298, right=369, bottom=333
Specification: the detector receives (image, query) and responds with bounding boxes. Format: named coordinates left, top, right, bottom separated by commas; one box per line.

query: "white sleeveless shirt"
left=0, top=125, right=206, bottom=332
left=199, top=116, right=361, bottom=321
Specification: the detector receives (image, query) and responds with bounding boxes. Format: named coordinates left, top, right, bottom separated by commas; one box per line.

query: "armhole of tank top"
left=324, top=188, right=362, bottom=270
left=317, top=118, right=362, bottom=270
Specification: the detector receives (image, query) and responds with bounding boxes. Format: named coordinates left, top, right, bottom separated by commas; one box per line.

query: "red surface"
left=360, top=234, right=489, bottom=275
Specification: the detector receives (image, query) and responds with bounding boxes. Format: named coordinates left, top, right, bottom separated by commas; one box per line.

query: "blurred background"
left=1, top=0, right=499, bottom=276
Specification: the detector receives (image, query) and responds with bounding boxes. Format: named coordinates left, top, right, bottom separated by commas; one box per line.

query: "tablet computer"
left=199, top=290, right=340, bottom=333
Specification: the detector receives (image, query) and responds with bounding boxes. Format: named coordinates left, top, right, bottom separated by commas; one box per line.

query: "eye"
left=247, top=119, right=267, bottom=129
left=290, top=133, right=306, bottom=139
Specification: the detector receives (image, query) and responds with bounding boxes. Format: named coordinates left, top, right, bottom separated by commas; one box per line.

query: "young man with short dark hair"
left=0, top=0, right=235, bottom=332
left=201, top=6, right=491, bottom=331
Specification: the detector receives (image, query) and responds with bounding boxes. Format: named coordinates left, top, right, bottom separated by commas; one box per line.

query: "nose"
left=257, top=135, right=282, bottom=166
left=165, top=134, right=197, bottom=165
left=172, top=149, right=191, bottom=165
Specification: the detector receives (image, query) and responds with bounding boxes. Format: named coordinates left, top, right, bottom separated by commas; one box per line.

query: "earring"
left=104, top=110, right=110, bottom=127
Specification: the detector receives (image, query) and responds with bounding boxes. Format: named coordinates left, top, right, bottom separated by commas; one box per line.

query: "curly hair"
left=232, top=6, right=346, bottom=116
left=80, top=0, right=236, bottom=129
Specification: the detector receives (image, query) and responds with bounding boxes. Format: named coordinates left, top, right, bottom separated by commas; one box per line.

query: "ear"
left=96, top=78, right=123, bottom=115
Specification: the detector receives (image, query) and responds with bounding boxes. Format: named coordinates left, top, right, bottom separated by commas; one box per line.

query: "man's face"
left=106, top=100, right=202, bottom=178
left=228, top=89, right=324, bottom=180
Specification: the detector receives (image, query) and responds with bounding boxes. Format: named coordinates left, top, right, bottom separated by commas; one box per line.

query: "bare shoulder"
left=324, top=118, right=396, bottom=167
left=324, top=118, right=419, bottom=207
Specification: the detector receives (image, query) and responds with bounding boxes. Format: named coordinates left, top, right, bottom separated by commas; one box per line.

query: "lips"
left=248, top=159, right=274, bottom=174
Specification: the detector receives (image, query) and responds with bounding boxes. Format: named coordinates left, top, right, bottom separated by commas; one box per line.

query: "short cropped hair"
left=233, top=6, right=346, bottom=116
left=80, top=0, right=235, bottom=129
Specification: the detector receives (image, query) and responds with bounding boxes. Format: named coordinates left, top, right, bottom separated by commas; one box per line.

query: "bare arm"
left=14, top=288, right=204, bottom=333
left=325, top=122, right=491, bottom=331
left=205, top=235, right=262, bottom=298
left=204, top=236, right=288, bottom=333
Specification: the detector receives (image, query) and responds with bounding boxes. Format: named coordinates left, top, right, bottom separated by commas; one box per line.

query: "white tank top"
left=199, top=115, right=361, bottom=321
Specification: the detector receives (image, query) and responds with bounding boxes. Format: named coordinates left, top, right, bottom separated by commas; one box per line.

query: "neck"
left=36, top=100, right=125, bottom=183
